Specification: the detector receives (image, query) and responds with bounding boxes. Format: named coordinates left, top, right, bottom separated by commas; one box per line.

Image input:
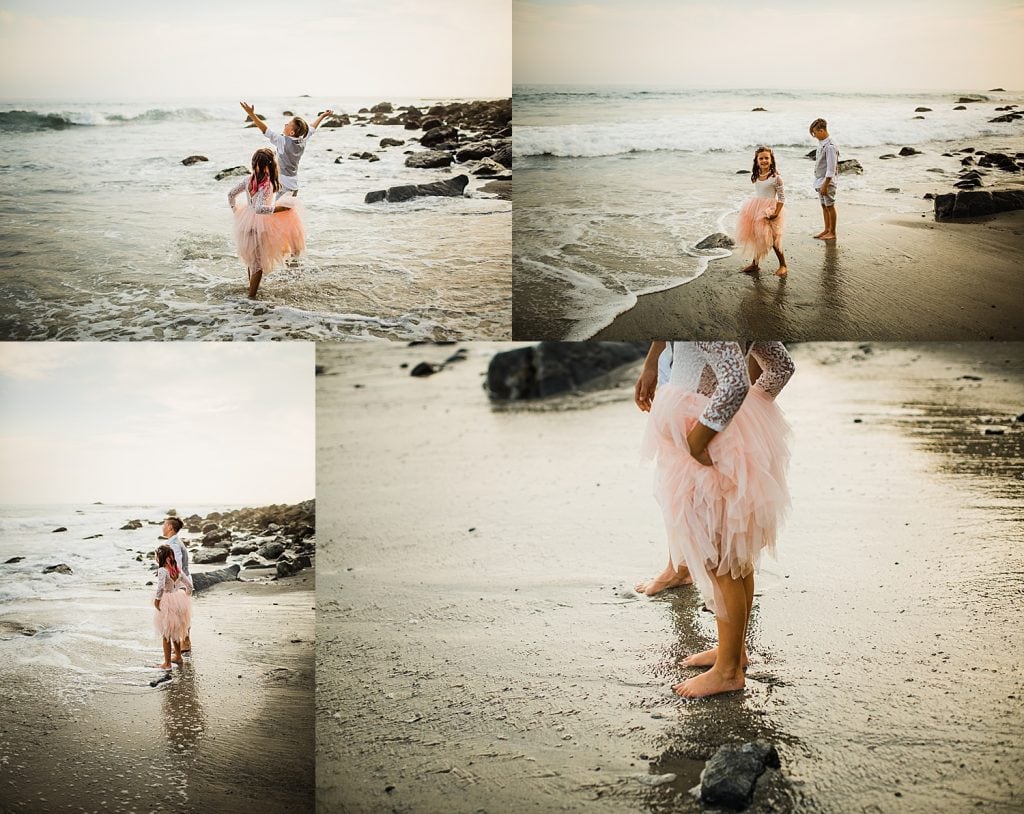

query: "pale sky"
left=0, top=343, right=315, bottom=505
left=0, top=0, right=510, bottom=99
left=513, top=0, right=1024, bottom=91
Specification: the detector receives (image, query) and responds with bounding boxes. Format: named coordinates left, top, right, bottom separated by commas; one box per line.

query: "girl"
left=635, top=341, right=794, bottom=698
left=153, top=544, right=193, bottom=670
left=736, top=146, right=788, bottom=277
left=227, top=147, right=305, bottom=299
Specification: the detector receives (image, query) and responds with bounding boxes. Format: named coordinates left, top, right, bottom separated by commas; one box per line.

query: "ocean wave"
left=0, top=107, right=219, bottom=132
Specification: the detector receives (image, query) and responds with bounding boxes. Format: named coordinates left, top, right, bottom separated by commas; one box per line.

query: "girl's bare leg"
left=157, top=637, right=172, bottom=669
left=248, top=262, right=264, bottom=299
left=741, top=258, right=760, bottom=273
left=772, top=243, right=788, bottom=277
left=171, top=640, right=183, bottom=666
left=681, top=573, right=754, bottom=668
left=636, top=558, right=693, bottom=596
left=674, top=570, right=748, bottom=697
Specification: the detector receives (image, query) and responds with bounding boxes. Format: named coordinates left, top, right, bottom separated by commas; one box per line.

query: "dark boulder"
left=954, top=105, right=967, bottom=110
left=258, top=541, right=286, bottom=560
left=934, top=189, right=1024, bottom=220
left=420, top=125, right=459, bottom=148
left=898, top=147, right=922, bottom=156
left=181, top=155, right=208, bottom=166
left=52, top=527, right=68, bottom=533
left=201, top=529, right=232, bottom=547
left=120, top=519, right=143, bottom=530
left=695, top=232, right=735, bottom=249
left=215, top=166, right=249, bottom=180
left=957, top=96, right=988, bottom=103
left=43, top=563, right=73, bottom=575
left=380, top=137, right=405, bottom=148
left=370, top=102, right=393, bottom=113
left=192, top=564, right=240, bottom=592
left=487, top=342, right=649, bottom=400
left=456, top=141, right=497, bottom=162
left=491, top=144, right=512, bottom=168
left=914, top=107, right=932, bottom=112
left=837, top=159, right=863, bottom=174
left=990, top=113, right=1022, bottom=123
left=699, top=741, right=780, bottom=809
left=192, top=547, right=229, bottom=564
left=365, top=174, right=469, bottom=204
left=5, top=557, right=24, bottom=564
left=404, top=150, right=453, bottom=169
left=751, top=107, right=766, bottom=112
left=879, top=154, right=898, bottom=159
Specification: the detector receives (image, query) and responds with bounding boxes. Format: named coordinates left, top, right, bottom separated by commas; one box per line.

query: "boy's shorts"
left=817, top=184, right=836, bottom=207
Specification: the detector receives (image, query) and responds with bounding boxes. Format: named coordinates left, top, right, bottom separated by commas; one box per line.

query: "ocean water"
left=513, top=86, right=1024, bottom=339
left=0, top=96, right=511, bottom=341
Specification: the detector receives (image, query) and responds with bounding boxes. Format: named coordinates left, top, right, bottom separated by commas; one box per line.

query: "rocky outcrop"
left=181, top=155, right=208, bottom=166
left=487, top=342, right=648, bottom=400
left=837, top=159, right=863, bottom=174
left=695, top=232, right=735, bottom=249
left=192, top=564, right=241, bottom=592
left=192, top=547, right=229, bottom=565
left=44, top=564, right=73, bottom=575
left=699, top=741, right=780, bottom=809
left=215, top=166, right=249, bottom=180
left=420, top=125, right=459, bottom=148
left=365, top=175, right=469, bottom=204
left=898, top=147, right=921, bottom=156
left=934, top=189, right=1024, bottom=220
left=405, top=150, right=453, bottom=169
left=120, top=519, right=143, bottom=530
left=52, top=527, right=67, bottom=533
left=380, top=138, right=405, bottom=148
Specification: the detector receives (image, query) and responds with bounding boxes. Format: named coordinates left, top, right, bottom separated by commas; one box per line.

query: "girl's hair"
left=156, top=544, right=180, bottom=581
left=249, top=147, right=281, bottom=195
left=290, top=117, right=309, bottom=138
left=750, top=146, right=778, bottom=183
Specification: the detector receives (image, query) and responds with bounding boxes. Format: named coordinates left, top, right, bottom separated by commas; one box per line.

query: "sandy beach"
left=316, top=340, right=1023, bottom=813
left=0, top=513, right=315, bottom=813
left=592, top=208, right=1024, bottom=341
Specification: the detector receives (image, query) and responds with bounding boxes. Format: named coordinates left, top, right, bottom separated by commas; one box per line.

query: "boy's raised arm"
left=311, top=109, right=334, bottom=130
left=240, top=101, right=267, bottom=133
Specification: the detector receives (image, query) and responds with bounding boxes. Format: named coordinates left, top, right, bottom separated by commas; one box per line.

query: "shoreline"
left=591, top=206, right=1024, bottom=340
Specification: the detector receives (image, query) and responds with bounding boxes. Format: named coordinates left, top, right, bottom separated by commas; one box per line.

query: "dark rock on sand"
left=696, top=232, right=735, bottom=249
left=837, top=159, right=863, bottom=174
left=5, top=557, right=25, bottom=564
left=954, top=105, right=967, bottom=110
left=990, top=113, right=1023, bottom=123
left=978, top=152, right=1020, bottom=171
left=899, top=147, right=922, bottom=156
left=479, top=180, right=511, bottom=200
left=319, top=114, right=351, bottom=128
left=913, top=116, right=925, bottom=120
left=958, top=96, right=988, bottom=103
left=805, top=149, right=816, bottom=159
left=51, top=527, right=67, bottom=533
left=230, top=542, right=259, bottom=556
left=215, top=166, right=249, bottom=180
left=879, top=154, right=898, bottom=159
left=961, top=157, right=975, bottom=165
left=371, top=102, right=394, bottom=114
left=751, top=107, right=766, bottom=112
left=43, top=564, right=73, bottom=575
left=202, top=522, right=219, bottom=533
left=192, top=547, right=229, bottom=565
left=410, top=362, right=438, bottom=377
left=465, top=158, right=510, bottom=178
left=282, top=110, right=293, bottom=116
left=699, top=740, right=780, bottom=810
left=420, top=125, right=459, bottom=148
left=202, top=529, right=232, bottom=547
left=365, top=174, right=468, bottom=204
left=404, top=150, right=453, bottom=169
left=934, top=189, right=1024, bottom=220
left=491, top=144, right=511, bottom=168
left=487, top=342, right=648, bottom=401
left=380, top=137, right=405, bottom=148
left=258, top=541, right=286, bottom=560
left=923, top=193, right=935, bottom=200
left=192, top=564, right=240, bottom=592
left=181, top=155, right=208, bottom=166
left=120, top=519, right=143, bottom=530
left=456, top=141, right=498, bottom=162
left=885, top=187, right=901, bottom=193
left=915, top=107, right=932, bottom=112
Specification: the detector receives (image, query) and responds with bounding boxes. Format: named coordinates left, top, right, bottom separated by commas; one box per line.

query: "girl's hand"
left=691, top=446, right=713, bottom=466
left=634, top=367, right=658, bottom=412
left=154, top=599, right=160, bottom=609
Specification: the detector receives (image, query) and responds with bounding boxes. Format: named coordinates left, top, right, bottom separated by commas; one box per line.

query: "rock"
left=181, top=155, right=208, bottom=166
left=923, top=193, right=935, bottom=200
left=370, top=102, right=394, bottom=114
left=954, top=105, right=967, bottom=110
left=491, top=144, right=511, bottom=168
left=913, top=116, right=925, bottom=120
left=319, top=114, right=350, bottom=128
left=696, top=232, right=735, bottom=249
left=957, top=96, right=988, bottom=103
left=258, top=541, right=286, bottom=560
left=276, top=559, right=296, bottom=577
left=230, top=542, right=259, bottom=556
left=201, top=529, right=232, bottom=547
left=989, top=88, right=1006, bottom=92
left=466, top=157, right=510, bottom=178
left=837, top=159, right=863, bottom=174
left=215, top=166, right=249, bottom=180
left=192, top=564, right=240, bottom=592
left=885, top=187, right=901, bottom=193
left=404, top=150, right=453, bottom=169
left=879, top=154, right=898, bottom=159
left=43, top=564, right=73, bottom=575
left=420, top=125, right=459, bottom=148
left=282, top=110, right=293, bottom=116
left=699, top=740, right=780, bottom=809
left=192, top=547, right=229, bottom=565
left=380, top=137, right=405, bottom=148
left=978, top=152, right=1020, bottom=171
left=898, top=147, right=921, bottom=156
left=365, top=174, right=469, bottom=204
left=120, top=519, right=143, bottom=530
left=990, top=114, right=1022, bottom=123
left=5, top=556, right=25, bottom=564
left=751, top=107, right=766, bottom=112
left=934, top=189, right=1024, bottom=220
left=805, top=149, right=816, bottom=159
left=915, top=107, right=932, bottom=112
left=202, top=522, right=219, bottom=534
left=960, top=147, right=976, bottom=153
left=487, top=342, right=648, bottom=400
left=52, top=527, right=67, bottom=533
left=419, top=116, right=443, bottom=132
left=294, top=554, right=312, bottom=570
left=926, top=168, right=945, bottom=173
left=410, top=362, right=438, bottom=377
left=242, top=557, right=265, bottom=568
left=479, top=180, right=511, bottom=200
left=456, top=141, right=499, bottom=162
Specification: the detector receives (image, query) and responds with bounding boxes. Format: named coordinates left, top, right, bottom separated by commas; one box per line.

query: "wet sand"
left=591, top=208, right=1024, bottom=341
left=316, top=341, right=1023, bottom=813
left=0, top=575, right=314, bottom=813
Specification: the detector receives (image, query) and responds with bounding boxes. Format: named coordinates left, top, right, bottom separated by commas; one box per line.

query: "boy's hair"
left=290, top=117, right=309, bottom=138
left=809, top=118, right=827, bottom=135
left=164, top=517, right=183, bottom=533
left=250, top=147, right=281, bottom=193
left=751, top=146, right=778, bottom=182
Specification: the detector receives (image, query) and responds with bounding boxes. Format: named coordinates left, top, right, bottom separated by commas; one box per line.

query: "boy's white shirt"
left=264, top=127, right=317, bottom=191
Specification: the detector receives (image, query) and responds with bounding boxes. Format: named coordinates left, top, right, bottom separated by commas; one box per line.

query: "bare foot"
left=673, top=668, right=745, bottom=698
left=170, top=657, right=183, bottom=666
left=635, top=567, right=693, bottom=596
left=774, top=266, right=787, bottom=277
left=817, top=232, right=836, bottom=240
left=740, top=263, right=759, bottom=274
left=681, top=647, right=749, bottom=669
left=155, top=662, right=172, bottom=670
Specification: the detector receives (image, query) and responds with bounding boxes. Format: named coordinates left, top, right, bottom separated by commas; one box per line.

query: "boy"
left=809, top=118, right=838, bottom=240
left=240, top=102, right=334, bottom=199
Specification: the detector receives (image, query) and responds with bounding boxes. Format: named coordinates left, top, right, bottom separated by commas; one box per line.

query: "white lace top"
left=227, top=176, right=275, bottom=214
left=667, top=341, right=794, bottom=431
left=752, top=174, right=785, bottom=201
left=155, top=567, right=193, bottom=599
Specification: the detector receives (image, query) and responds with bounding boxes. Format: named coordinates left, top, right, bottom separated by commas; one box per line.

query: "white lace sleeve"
left=227, top=178, right=247, bottom=209
left=155, top=567, right=168, bottom=600
left=695, top=342, right=749, bottom=432
left=775, top=174, right=786, bottom=203
left=748, top=342, right=794, bottom=398
left=252, top=181, right=275, bottom=214
left=180, top=571, right=194, bottom=596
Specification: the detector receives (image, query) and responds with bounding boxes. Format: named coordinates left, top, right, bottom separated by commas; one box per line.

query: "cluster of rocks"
left=406, top=346, right=469, bottom=378
left=698, top=740, right=781, bottom=810
left=486, top=342, right=648, bottom=401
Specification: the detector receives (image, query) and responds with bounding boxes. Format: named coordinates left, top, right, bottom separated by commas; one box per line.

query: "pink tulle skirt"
left=154, top=589, right=192, bottom=643
left=735, top=197, right=784, bottom=261
left=641, top=385, right=791, bottom=618
left=232, top=198, right=305, bottom=273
